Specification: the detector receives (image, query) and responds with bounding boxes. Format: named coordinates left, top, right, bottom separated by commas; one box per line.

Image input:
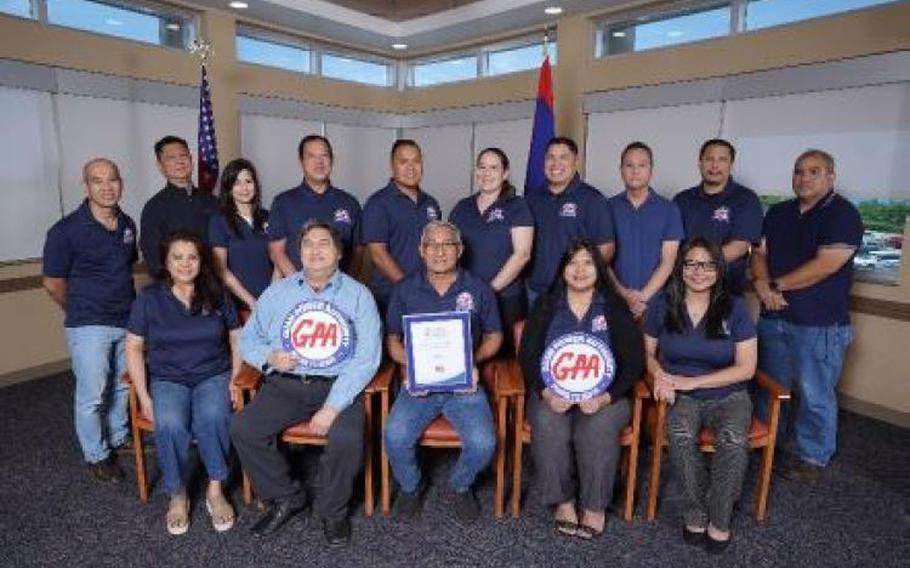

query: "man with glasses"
left=383, top=221, right=502, bottom=522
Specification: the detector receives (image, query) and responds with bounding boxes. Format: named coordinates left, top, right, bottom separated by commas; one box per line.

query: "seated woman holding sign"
left=519, top=239, right=643, bottom=539
left=643, top=237, right=757, bottom=553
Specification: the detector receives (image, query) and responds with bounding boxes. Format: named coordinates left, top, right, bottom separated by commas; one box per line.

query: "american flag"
left=197, top=64, right=219, bottom=193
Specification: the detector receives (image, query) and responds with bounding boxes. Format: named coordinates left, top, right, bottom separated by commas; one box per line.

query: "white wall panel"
left=324, top=123, right=396, bottom=202
left=240, top=114, right=322, bottom=207
left=472, top=118, right=532, bottom=193
left=402, top=124, right=473, bottom=217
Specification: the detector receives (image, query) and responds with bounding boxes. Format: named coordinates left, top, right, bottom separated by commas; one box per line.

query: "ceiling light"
left=612, top=31, right=627, bottom=38
left=391, top=43, right=408, bottom=51
left=104, top=18, right=123, bottom=26
left=166, top=23, right=181, bottom=31
left=667, top=30, right=684, bottom=38
left=229, top=1, right=248, bottom=9
left=544, top=6, right=563, bottom=16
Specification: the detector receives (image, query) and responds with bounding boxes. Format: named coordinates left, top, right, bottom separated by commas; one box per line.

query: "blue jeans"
left=151, top=372, right=232, bottom=495
left=65, top=326, right=130, bottom=464
left=384, top=389, right=495, bottom=494
left=756, top=317, right=853, bottom=467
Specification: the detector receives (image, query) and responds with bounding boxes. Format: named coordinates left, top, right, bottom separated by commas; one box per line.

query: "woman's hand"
left=542, top=388, right=573, bottom=414
left=653, top=370, right=677, bottom=404
left=578, top=392, right=612, bottom=415
left=138, top=391, right=155, bottom=422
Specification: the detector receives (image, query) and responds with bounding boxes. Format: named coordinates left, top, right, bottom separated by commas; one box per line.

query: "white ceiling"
left=190, top=0, right=633, bottom=55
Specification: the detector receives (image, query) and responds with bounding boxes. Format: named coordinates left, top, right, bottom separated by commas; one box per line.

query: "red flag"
left=525, top=55, right=555, bottom=195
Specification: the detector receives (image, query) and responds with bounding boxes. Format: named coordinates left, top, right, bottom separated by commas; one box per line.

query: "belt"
left=269, top=372, right=337, bottom=384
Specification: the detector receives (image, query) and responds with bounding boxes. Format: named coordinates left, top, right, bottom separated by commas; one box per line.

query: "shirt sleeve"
left=385, top=282, right=405, bottom=335
left=42, top=223, right=72, bottom=278
left=266, top=195, right=287, bottom=242
left=239, top=285, right=277, bottom=370
left=349, top=199, right=364, bottom=246
left=222, top=294, right=240, bottom=330
left=587, top=192, right=615, bottom=244
left=511, top=198, right=534, bottom=228
left=361, top=197, right=390, bottom=244
left=126, top=292, right=149, bottom=337
left=729, top=298, right=757, bottom=342
left=209, top=215, right=229, bottom=248
left=139, top=199, right=163, bottom=275
left=818, top=200, right=863, bottom=249
left=479, top=283, right=502, bottom=334
left=325, top=284, right=382, bottom=411
left=730, top=190, right=764, bottom=244
left=664, top=201, right=685, bottom=242
left=642, top=294, right=666, bottom=338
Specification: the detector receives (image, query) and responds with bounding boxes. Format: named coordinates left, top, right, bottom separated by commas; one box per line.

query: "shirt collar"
left=621, top=188, right=656, bottom=208
left=299, top=180, right=334, bottom=197
left=417, top=268, right=464, bottom=295
left=549, top=173, right=582, bottom=198
left=387, top=180, right=426, bottom=204
left=799, top=190, right=836, bottom=217
left=297, top=268, right=342, bottom=294
left=77, top=199, right=124, bottom=228
left=164, top=181, right=197, bottom=195
left=698, top=178, right=736, bottom=200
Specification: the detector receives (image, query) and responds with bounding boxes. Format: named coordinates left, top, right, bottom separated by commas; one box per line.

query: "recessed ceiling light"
left=104, top=18, right=123, bottom=26
left=612, top=31, right=627, bottom=38
left=544, top=6, right=563, bottom=16
left=166, top=23, right=181, bottom=31
left=229, top=1, right=248, bottom=9
left=391, top=43, right=408, bottom=51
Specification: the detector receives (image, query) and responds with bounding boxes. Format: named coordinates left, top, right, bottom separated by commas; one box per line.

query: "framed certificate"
left=403, top=311, right=473, bottom=393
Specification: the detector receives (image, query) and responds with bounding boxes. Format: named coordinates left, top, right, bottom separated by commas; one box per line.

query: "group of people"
left=42, top=131, right=862, bottom=550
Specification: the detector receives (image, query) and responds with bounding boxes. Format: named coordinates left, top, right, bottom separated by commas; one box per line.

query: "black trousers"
left=230, top=376, right=364, bottom=522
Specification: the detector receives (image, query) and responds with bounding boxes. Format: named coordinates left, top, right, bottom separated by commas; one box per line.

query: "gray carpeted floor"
left=0, top=373, right=907, bottom=568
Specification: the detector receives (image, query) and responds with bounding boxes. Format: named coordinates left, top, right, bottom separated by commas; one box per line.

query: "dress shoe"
left=781, top=460, right=824, bottom=482
left=251, top=492, right=307, bottom=536
left=683, top=526, right=707, bottom=546
left=391, top=489, right=421, bottom=521
left=706, top=533, right=731, bottom=554
left=88, top=455, right=125, bottom=483
left=323, top=518, right=351, bottom=547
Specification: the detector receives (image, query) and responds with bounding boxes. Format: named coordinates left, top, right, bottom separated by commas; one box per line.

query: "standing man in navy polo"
left=362, top=139, right=442, bottom=314
left=525, top=136, right=614, bottom=306
left=268, top=135, right=362, bottom=277
left=140, top=135, right=219, bottom=276
left=673, top=139, right=763, bottom=296
left=607, top=142, right=684, bottom=318
left=384, top=221, right=502, bottom=521
left=43, top=158, right=138, bottom=482
left=752, top=149, right=863, bottom=481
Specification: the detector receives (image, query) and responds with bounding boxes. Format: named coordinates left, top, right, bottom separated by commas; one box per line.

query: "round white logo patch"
left=280, top=300, right=354, bottom=369
left=540, top=332, right=616, bottom=402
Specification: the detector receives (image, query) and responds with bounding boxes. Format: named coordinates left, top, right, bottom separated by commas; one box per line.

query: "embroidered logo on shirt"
left=280, top=300, right=354, bottom=370
left=559, top=203, right=578, bottom=218
left=455, top=291, right=474, bottom=312
left=333, top=208, right=352, bottom=224
left=712, top=206, right=730, bottom=223
left=122, top=227, right=135, bottom=245
left=591, top=315, right=608, bottom=332
left=487, top=208, right=505, bottom=223
left=427, top=206, right=439, bottom=220
left=722, top=319, right=731, bottom=336
left=540, top=332, right=616, bottom=403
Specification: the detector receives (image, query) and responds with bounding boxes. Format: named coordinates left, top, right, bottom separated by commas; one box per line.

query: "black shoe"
left=452, top=489, right=480, bottom=522
left=706, top=533, right=731, bottom=554
left=391, top=489, right=421, bottom=521
left=683, top=526, right=707, bottom=547
left=113, top=436, right=155, bottom=456
left=251, top=492, right=307, bottom=537
left=88, top=455, right=125, bottom=483
left=781, top=460, right=824, bottom=482
left=323, top=518, right=351, bottom=548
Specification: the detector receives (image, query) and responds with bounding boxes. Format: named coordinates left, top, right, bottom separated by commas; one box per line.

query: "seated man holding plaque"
left=231, top=220, right=381, bottom=546
left=518, top=239, right=644, bottom=539
left=384, top=221, right=503, bottom=521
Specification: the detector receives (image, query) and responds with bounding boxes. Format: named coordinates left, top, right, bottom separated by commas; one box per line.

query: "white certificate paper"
left=404, top=311, right=473, bottom=392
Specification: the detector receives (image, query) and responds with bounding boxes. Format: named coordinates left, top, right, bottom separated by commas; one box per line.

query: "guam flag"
left=524, top=55, right=554, bottom=195
left=197, top=64, right=219, bottom=193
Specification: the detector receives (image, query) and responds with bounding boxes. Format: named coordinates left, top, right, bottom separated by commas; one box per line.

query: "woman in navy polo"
left=643, top=237, right=757, bottom=553
left=450, top=148, right=533, bottom=353
left=125, top=231, right=241, bottom=536
left=518, top=240, right=643, bottom=539
left=209, top=158, right=274, bottom=312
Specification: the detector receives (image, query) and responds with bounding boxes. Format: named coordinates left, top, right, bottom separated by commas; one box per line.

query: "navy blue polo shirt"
left=644, top=295, right=755, bottom=400
left=209, top=211, right=273, bottom=299
left=267, top=181, right=362, bottom=272
left=545, top=293, right=612, bottom=349
left=609, top=189, right=684, bottom=291
left=762, top=191, right=863, bottom=326
left=362, top=181, right=442, bottom=299
left=127, top=282, right=240, bottom=386
left=43, top=201, right=137, bottom=328
left=673, top=179, right=763, bottom=296
left=386, top=269, right=501, bottom=350
left=525, top=175, right=614, bottom=294
left=449, top=193, right=533, bottom=298
left=140, top=183, right=219, bottom=276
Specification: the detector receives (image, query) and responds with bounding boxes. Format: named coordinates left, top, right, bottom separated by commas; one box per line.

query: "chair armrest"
left=633, top=379, right=651, bottom=400
left=755, top=370, right=791, bottom=400
left=492, top=359, right=526, bottom=398
left=233, top=363, right=263, bottom=392
left=365, top=362, right=395, bottom=394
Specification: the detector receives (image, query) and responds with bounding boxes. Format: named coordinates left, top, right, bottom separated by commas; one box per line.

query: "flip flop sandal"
left=575, top=523, right=605, bottom=540
left=166, top=499, right=190, bottom=536
left=554, top=518, right=578, bottom=537
left=206, top=496, right=235, bottom=532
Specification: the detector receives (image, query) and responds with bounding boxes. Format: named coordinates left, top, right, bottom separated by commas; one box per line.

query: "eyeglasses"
left=423, top=241, right=459, bottom=252
left=683, top=260, right=718, bottom=272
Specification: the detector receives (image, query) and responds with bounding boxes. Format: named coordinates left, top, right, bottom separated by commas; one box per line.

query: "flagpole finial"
left=190, top=39, right=214, bottom=64
left=542, top=25, right=551, bottom=58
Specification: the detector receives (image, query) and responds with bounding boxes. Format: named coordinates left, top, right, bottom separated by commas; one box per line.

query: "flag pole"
left=190, top=38, right=220, bottom=193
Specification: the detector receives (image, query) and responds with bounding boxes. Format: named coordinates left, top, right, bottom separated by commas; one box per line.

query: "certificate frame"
left=403, top=311, right=473, bottom=393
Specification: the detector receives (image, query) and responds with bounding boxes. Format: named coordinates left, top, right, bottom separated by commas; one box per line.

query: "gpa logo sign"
left=540, top=333, right=615, bottom=402
left=280, top=300, right=353, bottom=369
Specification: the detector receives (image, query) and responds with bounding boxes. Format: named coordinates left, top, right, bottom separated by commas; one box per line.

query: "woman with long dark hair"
left=643, top=237, right=757, bottom=553
left=449, top=147, right=533, bottom=353
left=518, top=239, right=643, bottom=539
left=125, top=231, right=241, bottom=536
left=209, top=158, right=274, bottom=310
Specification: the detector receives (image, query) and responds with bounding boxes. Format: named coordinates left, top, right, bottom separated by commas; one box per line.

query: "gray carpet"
left=0, top=373, right=907, bottom=567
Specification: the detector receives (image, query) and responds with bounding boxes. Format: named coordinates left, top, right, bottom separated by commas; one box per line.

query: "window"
left=413, top=55, right=478, bottom=87
left=321, top=52, right=390, bottom=86
left=487, top=41, right=557, bottom=76
left=0, top=0, right=33, bottom=18
left=601, top=3, right=732, bottom=56
left=236, top=34, right=311, bottom=74
left=745, top=0, right=898, bottom=30
left=45, top=0, right=193, bottom=48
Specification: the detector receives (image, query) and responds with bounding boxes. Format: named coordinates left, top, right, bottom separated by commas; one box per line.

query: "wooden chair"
left=644, top=370, right=790, bottom=522
left=502, top=321, right=650, bottom=520
left=233, top=362, right=394, bottom=517
left=125, top=373, right=155, bottom=502
left=378, top=361, right=513, bottom=518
